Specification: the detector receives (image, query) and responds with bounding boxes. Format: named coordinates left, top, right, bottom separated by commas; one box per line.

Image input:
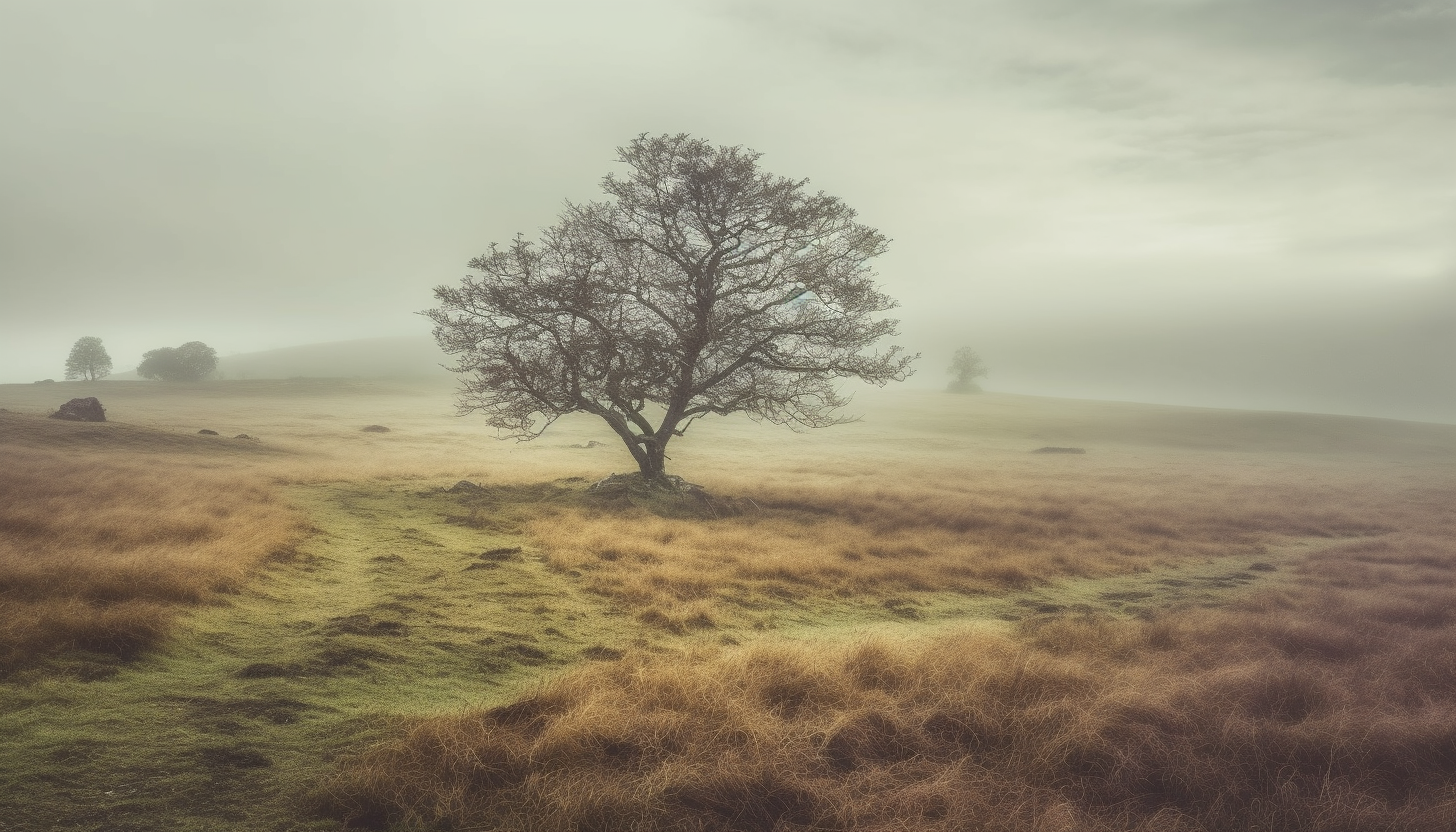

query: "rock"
left=198, top=429, right=220, bottom=435
left=448, top=480, right=484, bottom=493
left=50, top=397, right=106, bottom=422
left=234, top=434, right=259, bottom=441
left=360, top=424, right=390, bottom=433
left=34, top=379, right=55, bottom=384
left=1032, top=446, right=1086, bottom=454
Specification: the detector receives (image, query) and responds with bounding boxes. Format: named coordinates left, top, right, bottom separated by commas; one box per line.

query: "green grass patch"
left=0, top=480, right=648, bottom=831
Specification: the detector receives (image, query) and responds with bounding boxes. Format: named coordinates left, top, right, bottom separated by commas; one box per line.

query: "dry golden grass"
left=5, top=380, right=1455, bottom=828
left=524, top=465, right=1425, bottom=631
left=0, top=414, right=304, bottom=673
left=309, top=386, right=1456, bottom=830
left=316, top=533, right=1456, bottom=831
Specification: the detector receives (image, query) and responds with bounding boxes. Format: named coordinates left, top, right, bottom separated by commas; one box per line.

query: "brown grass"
left=525, top=468, right=1421, bottom=630
left=0, top=417, right=304, bottom=673
left=316, top=533, right=1456, bottom=831
left=5, top=382, right=1453, bottom=827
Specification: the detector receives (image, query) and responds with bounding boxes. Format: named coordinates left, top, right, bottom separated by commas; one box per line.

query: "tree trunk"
left=636, top=437, right=668, bottom=480
left=594, top=411, right=674, bottom=482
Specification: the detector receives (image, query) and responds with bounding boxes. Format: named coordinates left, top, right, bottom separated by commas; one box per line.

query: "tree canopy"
left=137, top=341, right=218, bottom=382
left=64, top=336, right=112, bottom=381
left=428, top=133, right=916, bottom=480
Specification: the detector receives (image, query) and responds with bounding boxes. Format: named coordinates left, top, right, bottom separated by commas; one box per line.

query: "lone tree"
left=137, top=341, right=218, bottom=382
left=428, top=133, right=917, bottom=481
left=947, top=347, right=988, bottom=393
left=64, top=336, right=113, bottom=381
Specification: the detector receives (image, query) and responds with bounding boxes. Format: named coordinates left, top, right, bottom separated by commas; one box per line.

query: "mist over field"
left=2, top=0, right=1453, bottom=422
left=4, top=6, right=1456, bottom=828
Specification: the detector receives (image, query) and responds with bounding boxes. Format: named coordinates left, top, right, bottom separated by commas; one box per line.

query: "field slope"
left=1, top=381, right=1453, bottom=830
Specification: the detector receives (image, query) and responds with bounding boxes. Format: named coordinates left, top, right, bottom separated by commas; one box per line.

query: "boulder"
left=360, top=424, right=391, bottom=433
left=50, top=397, right=106, bottom=422
left=198, top=429, right=220, bottom=435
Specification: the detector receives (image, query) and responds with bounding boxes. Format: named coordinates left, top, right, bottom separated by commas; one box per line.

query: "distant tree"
left=137, top=341, right=218, bottom=382
left=428, top=133, right=917, bottom=482
left=64, top=336, right=113, bottom=381
left=947, top=347, right=988, bottom=393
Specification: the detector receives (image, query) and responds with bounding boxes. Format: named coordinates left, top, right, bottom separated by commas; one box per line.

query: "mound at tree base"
left=587, top=472, right=752, bottom=518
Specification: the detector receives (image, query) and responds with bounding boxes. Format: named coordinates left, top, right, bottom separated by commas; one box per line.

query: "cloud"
left=726, top=0, right=1456, bottom=297
left=1079, top=0, right=1456, bottom=85
left=0, top=1, right=1450, bottom=420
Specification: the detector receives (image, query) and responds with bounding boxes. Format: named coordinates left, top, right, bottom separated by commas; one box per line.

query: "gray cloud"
left=1, top=0, right=1451, bottom=420
left=1069, top=0, right=1456, bottom=85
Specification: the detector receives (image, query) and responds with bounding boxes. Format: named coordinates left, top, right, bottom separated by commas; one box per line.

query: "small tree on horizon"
left=947, top=347, right=988, bottom=393
left=137, top=341, right=218, bottom=382
left=64, top=336, right=113, bottom=381
left=428, top=133, right=917, bottom=481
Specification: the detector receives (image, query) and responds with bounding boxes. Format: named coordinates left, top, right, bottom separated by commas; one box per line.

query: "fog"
left=2, top=1, right=1452, bottom=422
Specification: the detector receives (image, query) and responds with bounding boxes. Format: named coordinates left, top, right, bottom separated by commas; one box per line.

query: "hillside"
left=214, top=336, right=450, bottom=379
left=3, top=378, right=1455, bottom=831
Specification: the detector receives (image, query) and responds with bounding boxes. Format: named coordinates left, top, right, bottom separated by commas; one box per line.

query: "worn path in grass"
left=0, top=481, right=640, bottom=832
left=700, top=526, right=1312, bottom=642
left=0, top=481, right=1310, bottom=831
left=763, top=537, right=1314, bottom=642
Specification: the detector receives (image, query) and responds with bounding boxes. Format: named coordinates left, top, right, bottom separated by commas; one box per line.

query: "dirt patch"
left=236, top=662, right=304, bottom=679
left=320, top=614, right=409, bottom=638
left=198, top=746, right=272, bottom=769
left=313, top=643, right=402, bottom=672
left=582, top=645, right=624, bottom=661
left=177, top=694, right=313, bottom=725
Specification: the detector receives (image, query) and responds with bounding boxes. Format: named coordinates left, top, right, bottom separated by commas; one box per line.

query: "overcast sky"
left=2, top=0, right=1453, bottom=420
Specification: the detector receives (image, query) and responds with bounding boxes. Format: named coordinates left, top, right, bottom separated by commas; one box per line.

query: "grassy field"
left=1, top=378, right=1453, bottom=830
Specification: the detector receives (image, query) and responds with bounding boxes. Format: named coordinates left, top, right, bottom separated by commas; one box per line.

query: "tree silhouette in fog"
left=137, top=341, right=218, bottom=382
left=428, top=133, right=916, bottom=481
left=947, top=347, right=988, bottom=393
left=64, top=336, right=112, bottom=381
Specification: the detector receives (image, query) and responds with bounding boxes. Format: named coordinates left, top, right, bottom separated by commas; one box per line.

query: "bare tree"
left=428, top=134, right=917, bottom=481
left=64, top=336, right=112, bottom=381
left=947, top=347, right=988, bottom=393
